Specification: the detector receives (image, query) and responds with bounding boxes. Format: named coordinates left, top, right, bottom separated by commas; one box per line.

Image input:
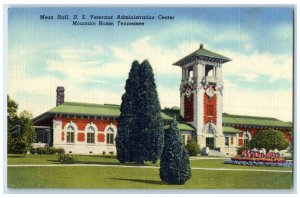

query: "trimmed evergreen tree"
left=137, top=60, right=164, bottom=163
left=160, top=119, right=191, bottom=185
left=116, top=60, right=143, bottom=163
left=116, top=60, right=164, bottom=164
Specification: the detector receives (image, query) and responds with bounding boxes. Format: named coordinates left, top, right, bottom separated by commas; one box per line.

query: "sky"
left=7, top=6, right=294, bottom=122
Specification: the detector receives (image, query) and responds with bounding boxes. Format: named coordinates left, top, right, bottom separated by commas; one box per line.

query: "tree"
left=160, top=119, right=191, bottom=185
left=7, top=96, right=36, bottom=154
left=185, top=139, right=200, bottom=156
left=7, top=95, right=19, bottom=153
left=137, top=60, right=164, bottom=163
left=116, top=60, right=142, bottom=163
left=8, top=95, right=18, bottom=129
left=19, top=110, right=36, bottom=153
left=249, top=129, right=289, bottom=152
left=116, top=60, right=164, bottom=164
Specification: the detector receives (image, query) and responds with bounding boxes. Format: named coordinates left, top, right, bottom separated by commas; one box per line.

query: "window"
left=230, top=136, right=234, bottom=145
left=87, top=126, right=95, bottom=143
left=225, top=137, right=229, bottom=146
left=67, top=125, right=75, bottom=143
left=205, top=65, right=214, bottom=77
left=188, top=66, right=194, bottom=82
left=106, top=127, right=114, bottom=145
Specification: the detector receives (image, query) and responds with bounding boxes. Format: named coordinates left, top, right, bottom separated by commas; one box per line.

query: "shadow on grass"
left=7, top=155, right=25, bottom=158
left=46, top=160, right=152, bottom=167
left=110, top=178, right=164, bottom=185
left=89, top=155, right=116, bottom=159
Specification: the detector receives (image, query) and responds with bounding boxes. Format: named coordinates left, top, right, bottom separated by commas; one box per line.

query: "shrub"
left=56, top=148, right=65, bottom=154
left=58, top=153, right=78, bottom=164
left=250, top=129, right=289, bottom=152
left=30, top=147, right=65, bottom=155
left=30, top=147, right=37, bottom=154
left=185, top=139, right=200, bottom=156
left=36, top=147, right=47, bottom=154
left=160, top=119, right=191, bottom=185
left=47, top=147, right=57, bottom=154
left=10, top=138, right=27, bottom=154
left=237, top=146, right=249, bottom=155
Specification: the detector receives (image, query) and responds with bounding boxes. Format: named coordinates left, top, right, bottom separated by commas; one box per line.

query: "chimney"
left=56, top=86, right=65, bottom=106
left=200, top=44, right=203, bottom=49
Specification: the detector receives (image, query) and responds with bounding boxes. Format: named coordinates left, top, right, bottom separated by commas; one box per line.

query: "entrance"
left=206, top=137, right=215, bottom=149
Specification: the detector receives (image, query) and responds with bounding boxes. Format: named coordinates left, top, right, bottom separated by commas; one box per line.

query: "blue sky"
left=7, top=7, right=294, bottom=121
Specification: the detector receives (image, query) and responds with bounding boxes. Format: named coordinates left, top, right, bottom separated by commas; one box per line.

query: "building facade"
left=33, top=45, right=292, bottom=156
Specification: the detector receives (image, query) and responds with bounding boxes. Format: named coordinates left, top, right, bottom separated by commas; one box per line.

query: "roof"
left=222, top=113, right=292, bottom=128
left=223, top=126, right=242, bottom=133
left=173, top=44, right=231, bottom=66
left=161, top=107, right=184, bottom=122
left=164, top=123, right=195, bottom=131
left=39, top=101, right=173, bottom=120
left=34, top=102, right=292, bottom=130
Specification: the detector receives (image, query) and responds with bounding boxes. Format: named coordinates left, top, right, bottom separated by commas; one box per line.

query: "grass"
left=8, top=154, right=120, bottom=165
left=6, top=154, right=294, bottom=189
left=8, top=154, right=292, bottom=170
left=7, top=166, right=292, bottom=189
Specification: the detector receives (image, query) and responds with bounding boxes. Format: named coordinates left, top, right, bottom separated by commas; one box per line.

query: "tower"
left=56, top=86, right=65, bottom=106
left=173, top=44, right=231, bottom=153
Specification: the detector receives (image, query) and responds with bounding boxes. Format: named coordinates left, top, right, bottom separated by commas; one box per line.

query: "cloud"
left=223, top=87, right=292, bottom=122
left=8, top=35, right=293, bottom=122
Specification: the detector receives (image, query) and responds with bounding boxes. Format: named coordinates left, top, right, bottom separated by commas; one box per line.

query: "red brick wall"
left=59, top=117, right=117, bottom=132
left=184, top=94, right=194, bottom=122
left=77, top=133, right=85, bottom=142
left=235, top=127, right=292, bottom=145
left=56, top=117, right=117, bottom=143
left=203, top=93, right=217, bottom=124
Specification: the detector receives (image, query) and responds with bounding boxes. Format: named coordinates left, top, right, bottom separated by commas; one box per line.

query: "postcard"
left=5, top=6, right=294, bottom=191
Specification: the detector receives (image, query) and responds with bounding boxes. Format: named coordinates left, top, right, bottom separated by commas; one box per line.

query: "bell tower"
left=173, top=44, right=231, bottom=153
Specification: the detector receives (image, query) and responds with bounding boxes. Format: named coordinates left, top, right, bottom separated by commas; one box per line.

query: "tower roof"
left=173, top=44, right=231, bottom=66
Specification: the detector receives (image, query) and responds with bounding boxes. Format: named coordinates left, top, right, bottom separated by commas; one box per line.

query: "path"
left=7, top=164, right=292, bottom=173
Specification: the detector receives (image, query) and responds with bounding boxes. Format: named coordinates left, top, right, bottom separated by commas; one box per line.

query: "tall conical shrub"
left=137, top=60, right=164, bottom=163
left=116, top=59, right=164, bottom=164
left=116, top=60, right=142, bottom=163
left=160, top=119, right=191, bottom=185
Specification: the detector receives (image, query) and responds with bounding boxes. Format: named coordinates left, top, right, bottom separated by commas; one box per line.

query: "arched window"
left=67, top=125, right=75, bottom=143
left=106, top=127, right=114, bottom=145
left=87, top=126, right=95, bottom=144
left=244, top=134, right=250, bottom=147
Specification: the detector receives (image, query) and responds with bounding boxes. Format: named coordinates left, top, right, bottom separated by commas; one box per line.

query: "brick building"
left=33, top=45, right=292, bottom=155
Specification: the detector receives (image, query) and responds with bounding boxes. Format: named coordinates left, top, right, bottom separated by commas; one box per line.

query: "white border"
left=1, top=1, right=299, bottom=197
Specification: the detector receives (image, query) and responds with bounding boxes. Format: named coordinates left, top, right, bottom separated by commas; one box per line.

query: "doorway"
left=206, top=137, right=215, bottom=149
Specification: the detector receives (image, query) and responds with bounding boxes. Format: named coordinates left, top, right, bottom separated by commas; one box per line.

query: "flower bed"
left=231, top=156, right=286, bottom=163
left=224, top=159, right=293, bottom=167
left=224, top=149, right=293, bottom=167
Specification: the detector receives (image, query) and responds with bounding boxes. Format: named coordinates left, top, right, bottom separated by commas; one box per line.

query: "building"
left=33, top=45, right=292, bottom=155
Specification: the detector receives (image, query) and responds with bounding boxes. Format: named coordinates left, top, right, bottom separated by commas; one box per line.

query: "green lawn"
left=7, top=154, right=120, bottom=165
left=7, top=154, right=293, bottom=189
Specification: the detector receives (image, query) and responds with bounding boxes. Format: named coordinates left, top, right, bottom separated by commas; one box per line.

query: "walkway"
left=7, top=164, right=292, bottom=173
